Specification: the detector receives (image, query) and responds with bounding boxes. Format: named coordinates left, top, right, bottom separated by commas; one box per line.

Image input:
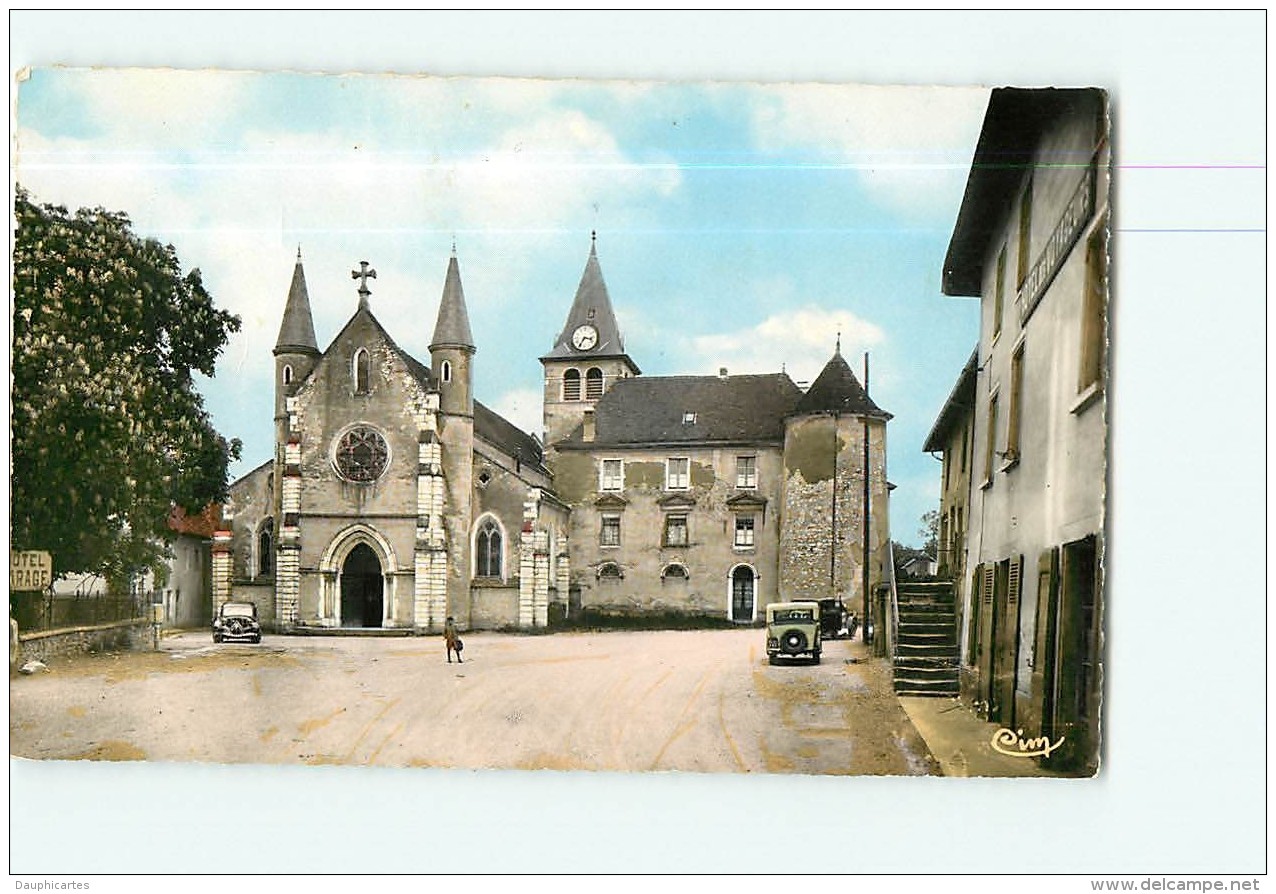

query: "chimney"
left=718, top=367, right=729, bottom=379
left=583, top=410, right=596, bottom=443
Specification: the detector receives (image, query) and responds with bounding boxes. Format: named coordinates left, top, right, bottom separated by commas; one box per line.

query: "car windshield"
left=772, top=609, right=814, bottom=622
left=220, top=604, right=255, bottom=618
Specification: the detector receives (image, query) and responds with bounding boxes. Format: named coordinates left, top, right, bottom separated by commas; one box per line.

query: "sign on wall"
left=10, top=551, right=53, bottom=591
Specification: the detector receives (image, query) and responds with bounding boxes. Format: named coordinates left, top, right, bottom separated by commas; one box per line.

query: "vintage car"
left=765, top=601, right=821, bottom=665
left=817, top=598, right=849, bottom=640
left=212, top=601, right=262, bottom=644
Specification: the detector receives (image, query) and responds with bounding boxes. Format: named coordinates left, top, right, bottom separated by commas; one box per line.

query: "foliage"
left=918, top=509, right=940, bottom=554
left=11, top=188, right=241, bottom=588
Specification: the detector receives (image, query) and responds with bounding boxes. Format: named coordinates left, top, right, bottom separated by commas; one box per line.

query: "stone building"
left=936, top=87, right=1108, bottom=772
left=225, top=237, right=892, bottom=632
left=922, top=348, right=977, bottom=582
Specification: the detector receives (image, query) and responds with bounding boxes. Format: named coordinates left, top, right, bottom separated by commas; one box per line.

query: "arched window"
left=354, top=348, right=370, bottom=395
left=282, top=364, right=293, bottom=385
left=585, top=367, right=604, bottom=400
left=563, top=368, right=581, bottom=401
left=258, top=518, right=274, bottom=577
left=661, top=563, right=689, bottom=581
left=597, top=562, right=623, bottom=581
left=441, top=360, right=452, bottom=383
left=475, top=517, right=503, bottom=578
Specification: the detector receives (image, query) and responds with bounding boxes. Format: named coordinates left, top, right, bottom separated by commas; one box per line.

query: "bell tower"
left=540, top=233, right=640, bottom=447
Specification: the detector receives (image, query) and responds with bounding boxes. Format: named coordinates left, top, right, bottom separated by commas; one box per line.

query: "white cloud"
left=487, top=387, right=544, bottom=439
left=688, top=301, right=884, bottom=387
left=750, top=83, right=989, bottom=218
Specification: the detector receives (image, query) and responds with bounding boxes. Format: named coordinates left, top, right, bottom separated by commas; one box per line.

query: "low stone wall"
left=470, top=582, right=519, bottom=630
left=14, top=618, right=154, bottom=665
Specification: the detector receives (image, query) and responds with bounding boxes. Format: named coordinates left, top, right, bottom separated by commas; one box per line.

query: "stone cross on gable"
left=352, top=261, right=377, bottom=308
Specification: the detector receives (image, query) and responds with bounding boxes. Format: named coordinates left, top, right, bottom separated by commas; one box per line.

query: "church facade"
left=224, top=239, right=891, bottom=632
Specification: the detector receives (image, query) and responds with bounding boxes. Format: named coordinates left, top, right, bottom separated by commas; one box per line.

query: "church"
left=223, top=238, right=892, bottom=632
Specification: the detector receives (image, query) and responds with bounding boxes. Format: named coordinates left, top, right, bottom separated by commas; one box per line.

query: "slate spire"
left=794, top=347, right=892, bottom=419
left=542, top=233, right=628, bottom=360
left=274, top=249, right=319, bottom=356
left=430, top=251, right=475, bottom=351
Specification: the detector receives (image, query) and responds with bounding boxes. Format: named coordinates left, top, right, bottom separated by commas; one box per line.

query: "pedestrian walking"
left=444, top=616, right=463, bottom=663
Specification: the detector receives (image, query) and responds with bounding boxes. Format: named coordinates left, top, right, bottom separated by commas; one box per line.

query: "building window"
left=334, top=425, right=389, bottom=483
left=563, top=368, right=581, bottom=401
left=585, top=367, right=604, bottom=400
left=1006, top=344, right=1024, bottom=464
left=258, top=518, right=274, bottom=576
left=1078, top=224, right=1107, bottom=393
left=662, top=563, right=688, bottom=581
left=441, top=360, right=452, bottom=383
left=354, top=348, right=370, bottom=395
left=734, top=515, right=755, bottom=549
left=960, top=421, right=969, bottom=473
left=682, top=411, right=697, bottom=425
left=983, top=394, right=999, bottom=485
left=663, top=514, right=688, bottom=547
left=993, top=246, right=1007, bottom=339
left=666, top=457, right=690, bottom=490
left=736, top=455, right=757, bottom=489
left=1016, top=179, right=1034, bottom=289
left=475, top=518, right=503, bottom=578
left=598, top=562, right=622, bottom=581
left=600, top=459, right=623, bottom=492
left=600, top=514, right=621, bottom=548
left=282, top=364, right=293, bottom=385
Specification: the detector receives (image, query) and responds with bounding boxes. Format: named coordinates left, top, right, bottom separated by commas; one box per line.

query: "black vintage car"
left=212, top=601, right=262, bottom=644
left=817, top=598, right=850, bottom=640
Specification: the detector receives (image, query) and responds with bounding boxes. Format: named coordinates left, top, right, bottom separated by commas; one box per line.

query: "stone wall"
left=470, top=582, right=519, bottom=630
left=15, top=619, right=154, bottom=665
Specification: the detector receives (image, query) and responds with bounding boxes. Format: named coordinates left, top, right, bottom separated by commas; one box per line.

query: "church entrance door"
left=340, top=543, right=384, bottom=628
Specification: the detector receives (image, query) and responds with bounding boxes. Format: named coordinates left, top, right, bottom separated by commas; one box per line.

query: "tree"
left=918, top=510, right=939, bottom=555
left=11, top=188, right=242, bottom=589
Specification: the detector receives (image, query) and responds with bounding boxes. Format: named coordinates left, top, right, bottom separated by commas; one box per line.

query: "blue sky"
left=15, top=69, right=989, bottom=546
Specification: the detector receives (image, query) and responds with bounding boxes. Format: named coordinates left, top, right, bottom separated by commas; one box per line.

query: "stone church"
left=223, top=238, right=892, bottom=632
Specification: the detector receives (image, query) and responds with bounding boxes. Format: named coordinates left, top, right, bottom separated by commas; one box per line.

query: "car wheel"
left=252, top=634, right=262, bottom=644
left=812, top=649, right=822, bottom=664
left=768, top=655, right=780, bottom=666
left=213, top=633, right=222, bottom=643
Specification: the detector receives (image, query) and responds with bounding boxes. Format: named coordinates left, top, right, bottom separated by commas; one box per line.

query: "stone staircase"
left=893, top=580, right=960, bottom=697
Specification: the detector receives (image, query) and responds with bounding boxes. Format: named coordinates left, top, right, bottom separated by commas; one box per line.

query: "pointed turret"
left=430, top=252, right=475, bottom=351
left=541, top=233, right=634, bottom=364
left=540, top=234, right=642, bottom=447
left=794, top=348, right=892, bottom=419
left=274, top=250, right=319, bottom=356
left=429, top=251, right=475, bottom=417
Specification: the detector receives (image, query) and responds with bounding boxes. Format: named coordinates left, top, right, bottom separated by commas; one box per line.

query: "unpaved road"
left=10, top=629, right=938, bottom=775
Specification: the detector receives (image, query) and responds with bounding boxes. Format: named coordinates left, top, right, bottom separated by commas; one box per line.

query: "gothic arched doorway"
left=341, top=543, right=383, bottom=628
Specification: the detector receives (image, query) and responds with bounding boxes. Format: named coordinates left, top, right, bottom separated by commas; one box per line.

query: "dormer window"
left=585, top=367, right=604, bottom=400
left=353, top=348, right=370, bottom=395
left=441, top=360, right=453, bottom=383
left=563, top=368, right=581, bottom=401
left=682, top=412, right=697, bottom=425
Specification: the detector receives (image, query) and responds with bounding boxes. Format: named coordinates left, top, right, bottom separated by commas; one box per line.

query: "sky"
left=14, top=68, right=989, bottom=547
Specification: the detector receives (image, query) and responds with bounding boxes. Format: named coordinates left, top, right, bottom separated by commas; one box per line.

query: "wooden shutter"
left=1008, top=555, right=1022, bottom=605
left=982, top=565, right=995, bottom=605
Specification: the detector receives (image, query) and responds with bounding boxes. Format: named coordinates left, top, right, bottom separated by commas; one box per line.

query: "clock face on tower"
left=571, top=324, right=599, bottom=351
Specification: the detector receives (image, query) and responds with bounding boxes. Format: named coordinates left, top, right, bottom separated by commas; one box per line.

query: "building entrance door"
left=340, top=543, right=383, bottom=628
left=731, top=567, right=755, bottom=622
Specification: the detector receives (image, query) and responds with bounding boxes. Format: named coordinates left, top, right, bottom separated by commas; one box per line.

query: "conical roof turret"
left=430, top=252, right=475, bottom=351
left=274, top=250, right=319, bottom=356
left=794, top=348, right=892, bottom=419
left=542, top=233, right=629, bottom=361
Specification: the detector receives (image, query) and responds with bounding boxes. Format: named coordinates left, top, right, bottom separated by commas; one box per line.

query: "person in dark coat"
left=444, top=616, right=462, bottom=663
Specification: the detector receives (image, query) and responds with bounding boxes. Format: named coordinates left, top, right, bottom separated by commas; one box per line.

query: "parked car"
left=765, top=601, right=821, bottom=665
left=212, top=601, right=262, bottom=644
left=817, top=598, right=849, bottom=639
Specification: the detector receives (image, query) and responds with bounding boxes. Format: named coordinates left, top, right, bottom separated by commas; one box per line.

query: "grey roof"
left=274, top=255, right=319, bottom=355
left=922, top=348, right=978, bottom=453
left=943, top=87, right=1107, bottom=297
left=557, top=373, right=805, bottom=448
left=793, top=351, right=891, bottom=419
left=430, top=254, right=475, bottom=350
left=541, top=237, right=635, bottom=367
left=474, top=401, right=547, bottom=473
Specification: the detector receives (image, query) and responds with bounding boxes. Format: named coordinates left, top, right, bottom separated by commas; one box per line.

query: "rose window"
left=335, top=426, right=389, bottom=482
